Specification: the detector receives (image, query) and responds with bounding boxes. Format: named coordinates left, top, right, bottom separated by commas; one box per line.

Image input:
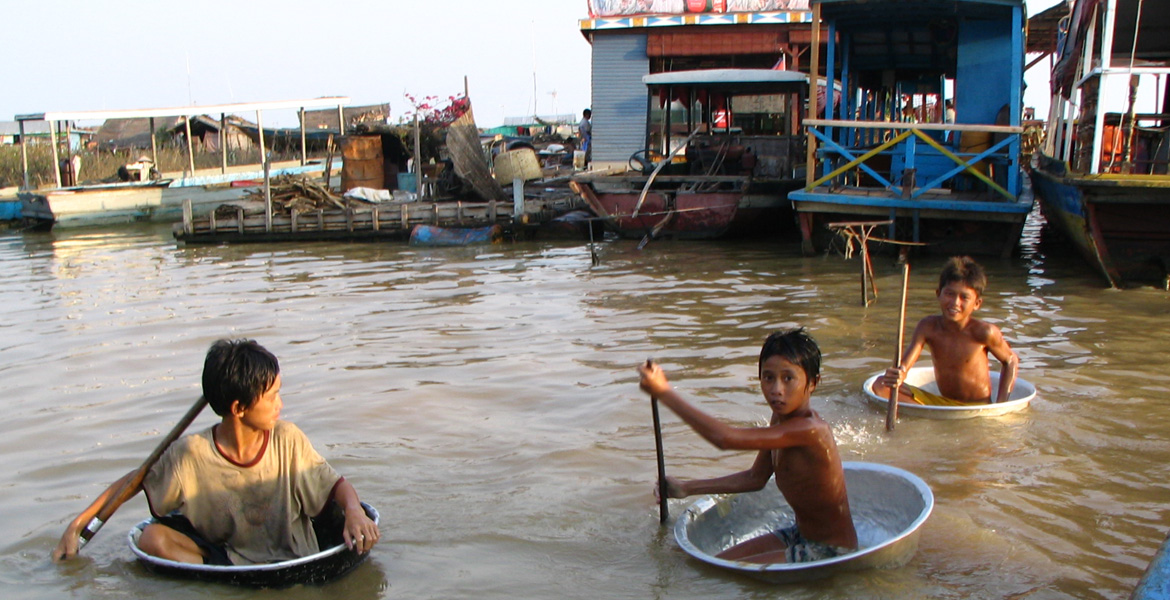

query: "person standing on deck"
left=578, top=109, right=592, bottom=167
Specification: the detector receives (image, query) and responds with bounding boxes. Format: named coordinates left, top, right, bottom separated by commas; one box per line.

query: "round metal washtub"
left=675, top=462, right=932, bottom=583
left=128, top=502, right=379, bottom=588
left=863, top=366, right=1035, bottom=419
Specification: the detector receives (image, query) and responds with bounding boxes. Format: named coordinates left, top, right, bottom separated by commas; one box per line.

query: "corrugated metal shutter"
left=591, top=33, right=648, bottom=165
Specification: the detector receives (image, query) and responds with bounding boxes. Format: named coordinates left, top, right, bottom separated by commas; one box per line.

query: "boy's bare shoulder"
left=964, top=317, right=1004, bottom=343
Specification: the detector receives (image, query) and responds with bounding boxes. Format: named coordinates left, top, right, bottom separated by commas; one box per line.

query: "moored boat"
left=675, top=462, right=932, bottom=583
left=127, top=502, right=379, bottom=588
left=572, top=69, right=812, bottom=241
left=17, top=179, right=172, bottom=228
left=789, top=0, right=1033, bottom=258
left=13, top=97, right=350, bottom=229
left=862, top=366, right=1035, bottom=420
left=1030, top=0, right=1170, bottom=289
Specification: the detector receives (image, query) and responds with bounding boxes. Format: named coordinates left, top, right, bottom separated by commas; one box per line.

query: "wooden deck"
left=173, top=194, right=585, bottom=244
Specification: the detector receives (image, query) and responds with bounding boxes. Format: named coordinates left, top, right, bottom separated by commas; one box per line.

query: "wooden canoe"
left=862, top=366, right=1035, bottom=419
left=127, top=502, right=378, bottom=588
left=675, top=462, right=932, bottom=583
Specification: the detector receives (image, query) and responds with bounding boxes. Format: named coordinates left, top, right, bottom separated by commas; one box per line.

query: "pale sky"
left=3, top=0, right=1063, bottom=129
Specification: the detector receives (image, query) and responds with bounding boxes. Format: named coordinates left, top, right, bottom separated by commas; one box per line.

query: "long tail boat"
left=571, top=69, right=812, bottom=240
left=1030, top=0, right=1170, bottom=289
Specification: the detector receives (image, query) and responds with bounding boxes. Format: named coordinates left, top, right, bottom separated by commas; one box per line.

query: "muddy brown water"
left=1, top=214, right=1167, bottom=599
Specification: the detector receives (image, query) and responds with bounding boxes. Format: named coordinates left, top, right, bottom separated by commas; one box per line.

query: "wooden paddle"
left=75, top=396, right=208, bottom=551
left=647, top=359, right=669, bottom=524
left=886, top=263, right=910, bottom=431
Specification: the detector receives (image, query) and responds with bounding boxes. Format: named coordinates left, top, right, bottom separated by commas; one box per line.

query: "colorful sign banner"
left=588, top=0, right=809, bottom=17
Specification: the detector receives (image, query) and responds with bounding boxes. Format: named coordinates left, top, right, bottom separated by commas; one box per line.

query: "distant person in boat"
left=578, top=108, right=592, bottom=166
left=53, top=339, right=380, bottom=565
left=638, top=328, right=858, bottom=564
left=874, top=256, right=1019, bottom=406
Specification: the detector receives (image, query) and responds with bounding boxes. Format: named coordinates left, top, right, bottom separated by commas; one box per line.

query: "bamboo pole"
left=299, top=106, right=307, bottom=167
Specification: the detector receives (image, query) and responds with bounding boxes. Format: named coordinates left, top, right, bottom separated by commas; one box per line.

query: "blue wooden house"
left=788, top=0, right=1032, bottom=257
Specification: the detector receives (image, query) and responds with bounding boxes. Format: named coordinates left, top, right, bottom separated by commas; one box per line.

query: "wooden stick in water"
left=886, top=263, right=910, bottom=432
left=648, top=359, right=669, bottom=524
left=76, top=396, right=208, bottom=550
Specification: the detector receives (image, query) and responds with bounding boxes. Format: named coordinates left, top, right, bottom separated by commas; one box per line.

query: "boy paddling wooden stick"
left=55, top=340, right=379, bottom=565
left=873, top=256, right=1019, bottom=407
left=640, top=329, right=857, bottom=563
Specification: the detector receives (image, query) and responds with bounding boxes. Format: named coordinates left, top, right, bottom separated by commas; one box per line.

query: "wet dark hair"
left=202, top=339, right=280, bottom=416
left=758, top=328, right=821, bottom=384
left=938, top=256, right=987, bottom=297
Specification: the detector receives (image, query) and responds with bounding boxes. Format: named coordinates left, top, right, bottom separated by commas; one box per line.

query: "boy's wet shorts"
left=154, top=513, right=233, bottom=566
left=772, top=524, right=852, bottom=563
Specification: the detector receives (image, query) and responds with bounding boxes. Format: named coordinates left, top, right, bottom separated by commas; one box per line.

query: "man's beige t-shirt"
left=143, top=421, right=341, bottom=565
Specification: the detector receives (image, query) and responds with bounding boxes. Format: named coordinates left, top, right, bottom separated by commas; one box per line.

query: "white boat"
left=14, top=97, right=350, bottom=229
left=862, top=366, right=1035, bottom=419
left=675, top=462, right=932, bottom=583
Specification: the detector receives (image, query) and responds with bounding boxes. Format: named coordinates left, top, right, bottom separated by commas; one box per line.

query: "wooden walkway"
left=173, top=194, right=585, bottom=244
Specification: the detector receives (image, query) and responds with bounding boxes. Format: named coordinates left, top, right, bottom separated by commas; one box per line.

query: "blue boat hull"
left=1032, top=153, right=1170, bottom=288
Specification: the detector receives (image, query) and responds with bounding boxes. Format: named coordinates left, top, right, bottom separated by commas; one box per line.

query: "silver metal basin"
left=863, top=366, right=1035, bottom=419
left=675, top=462, right=932, bottom=583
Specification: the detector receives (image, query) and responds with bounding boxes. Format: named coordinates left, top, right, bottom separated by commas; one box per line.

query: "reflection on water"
left=0, top=214, right=1167, bottom=599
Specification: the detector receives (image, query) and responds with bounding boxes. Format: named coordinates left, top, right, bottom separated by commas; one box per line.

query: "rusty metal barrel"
left=340, top=135, right=384, bottom=192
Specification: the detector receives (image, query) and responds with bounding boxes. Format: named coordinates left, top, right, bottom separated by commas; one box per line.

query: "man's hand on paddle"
left=637, top=361, right=672, bottom=398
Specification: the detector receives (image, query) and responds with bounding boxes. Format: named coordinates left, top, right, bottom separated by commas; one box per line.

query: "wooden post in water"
left=182, top=198, right=193, bottom=236
left=49, top=120, right=61, bottom=189
left=18, top=121, right=28, bottom=190
left=806, top=3, right=821, bottom=189
left=184, top=116, right=196, bottom=177
left=150, top=117, right=159, bottom=171
left=257, top=110, right=271, bottom=232
left=219, top=113, right=227, bottom=174
left=413, top=114, right=422, bottom=199
left=299, top=106, right=307, bottom=167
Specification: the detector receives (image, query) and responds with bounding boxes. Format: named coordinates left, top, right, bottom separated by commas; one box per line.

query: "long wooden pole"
left=648, top=359, right=669, bottom=524
left=76, top=396, right=208, bottom=550
left=886, top=263, right=910, bottom=431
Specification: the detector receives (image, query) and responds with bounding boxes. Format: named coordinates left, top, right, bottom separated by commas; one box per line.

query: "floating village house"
left=0, top=120, right=91, bottom=151
left=579, top=1, right=816, bottom=171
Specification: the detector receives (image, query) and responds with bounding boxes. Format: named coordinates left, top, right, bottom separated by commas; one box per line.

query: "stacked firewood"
left=240, top=175, right=349, bottom=213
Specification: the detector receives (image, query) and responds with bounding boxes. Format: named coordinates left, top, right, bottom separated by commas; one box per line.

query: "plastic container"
left=397, top=172, right=417, bottom=193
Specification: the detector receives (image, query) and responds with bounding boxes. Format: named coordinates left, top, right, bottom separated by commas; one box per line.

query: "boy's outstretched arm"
left=880, top=319, right=929, bottom=388
left=53, top=470, right=139, bottom=562
left=986, top=327, right=1019, bottom=403
left=333, top=478, right=380, bottom=554
left=659, top=450, right=773, bottom=500
left=637, top=362, right=822, bottom=452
